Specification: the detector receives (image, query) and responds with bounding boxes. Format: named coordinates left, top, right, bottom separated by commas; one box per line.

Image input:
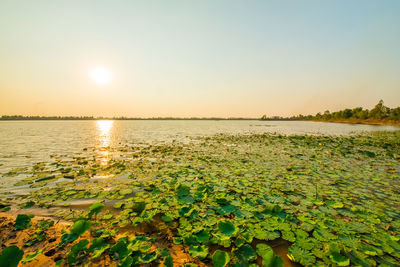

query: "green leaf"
left=20, top=201, right=35, bottom=209
left=162, top=215, right=173, bottom=222
left=330, top=202, right=344, bottom=209
left=212, top=250, right=230, bottom=267
left=188, top=245, right=209, bottom=260
left=120, top=188, right=133, bottom=195
left=60, top=233, right=79, bottom=246
left=256, top=243, right=273, bottom=257
left=118, top=256, right=133, bottom=267
left=140, top=252, right=158, bottom=263
left=234, top=244, right=257, bottom=262
left=164, top=255, right=173, bottom=267
left=89, top=238, right=110, bottom=259
left=195, top=230, right=210, bottom=243
left=67, top=239, right=89, bottom=265
left=218, top=221, right=236, bottom=236
left=102, top=214, right=113, bottom=220
left=89, top=202, right=104, bottom=217
left=176, top=184, right=190, bottom=197
left=70, top=219, right=91, bottom=236
left=288, top=245, right=316, bottom=266
left=329, top=252, right=350, bottom=266
left=256, top=244, right=283, bottom=267
left=21, top=249, right=43, bottom=264
left=0, top=246, right=24, bottom=267
left=14, top=214, right=34, bottom=230
left=110, top=237, right=132, bottom=260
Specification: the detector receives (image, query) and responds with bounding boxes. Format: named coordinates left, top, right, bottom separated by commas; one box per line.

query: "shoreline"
left=1, top=118, right=399, bottom=127
left=309, top=119, right=400, bottom=126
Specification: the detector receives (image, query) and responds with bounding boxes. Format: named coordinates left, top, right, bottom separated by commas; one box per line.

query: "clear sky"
left=1, top=0, right=399, bottom=117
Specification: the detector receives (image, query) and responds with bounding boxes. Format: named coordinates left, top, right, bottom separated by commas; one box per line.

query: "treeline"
left=261, top=100, right=400, bottom=123
left=312, top=100, right=400, bottom=122
left=0, top=115, right=95, bottom=120
left=0, top=115, right=257, bottom=121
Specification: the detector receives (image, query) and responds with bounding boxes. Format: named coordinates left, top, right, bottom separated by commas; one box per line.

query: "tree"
left=369, top=100, right=388, bottom=119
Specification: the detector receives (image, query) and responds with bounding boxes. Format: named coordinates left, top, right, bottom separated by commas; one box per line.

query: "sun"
left=90, top=66, right=112, bottom=85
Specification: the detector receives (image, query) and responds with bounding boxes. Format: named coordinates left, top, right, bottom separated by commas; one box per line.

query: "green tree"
left=369, top=100, right=388, bottom=119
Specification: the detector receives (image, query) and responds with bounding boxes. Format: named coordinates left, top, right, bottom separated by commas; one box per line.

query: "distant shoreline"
left=0, top=117, right=260, bottom=121
left=309, top=119, right=400, bottom=127
left=1, top=117, right=399, bottom=126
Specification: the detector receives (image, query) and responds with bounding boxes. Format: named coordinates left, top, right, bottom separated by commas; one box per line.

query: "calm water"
left=0, top=120, right=399, bottom=175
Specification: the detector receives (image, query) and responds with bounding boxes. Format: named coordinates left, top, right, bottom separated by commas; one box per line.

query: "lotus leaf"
left=110, top=237, right=132, bottom=260
left=164, top=255, right=173, bottom=267
left=212, top=250, right=230, bottom=267
left=118, top=256, right=133, bottom=267
left=89, top=202, right=104, bottom=217
left=218, top=221, right=236, bottom=236
left=89, top=238, right=110, bottom=258
left=329, top=252, right=350, bottom=266
left=21, top=249, right=43, bottom=264
left=234, top=244, right=257, bottom=262
left=67, top=239, right=89, bottom=265
left=256, top=243, right=284, bottom=266
left=189, top=245, right=209, bottom=259
left=70, top=219, right=91, bottom=236
left=14, top=214, right=34, bottom=230
left=0, top=246, right=24, bottom=267
left=288, top=245, right=316, bottom=266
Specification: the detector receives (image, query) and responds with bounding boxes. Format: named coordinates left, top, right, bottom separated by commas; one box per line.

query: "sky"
left=0, top=0, right=399, bottom=118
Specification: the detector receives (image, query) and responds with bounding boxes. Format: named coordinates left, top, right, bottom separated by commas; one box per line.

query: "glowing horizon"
left=1, top=1, right=399, bottom=118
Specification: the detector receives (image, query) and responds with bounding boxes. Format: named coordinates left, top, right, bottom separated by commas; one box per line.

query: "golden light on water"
left=96, top=120, right=114, bottom=165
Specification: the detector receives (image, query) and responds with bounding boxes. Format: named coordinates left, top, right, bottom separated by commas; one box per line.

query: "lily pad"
left=0, top=246, right=24, bottom=267
left=256, top=243, right=284, bottom=267
left=14, top=214, right=34, bottom=230
left=189, top=245, right=209, bottom=259
left=212, top=250, right=230, bottom=267
left=89, top=202, right=104, bottom=217
left=70, top=219, right=91, bottom=236
left=329, top=252, right=350, bottom=266
left=218, top=221, right=236, bottom=236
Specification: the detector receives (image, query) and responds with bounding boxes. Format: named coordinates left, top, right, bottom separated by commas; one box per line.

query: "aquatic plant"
left=1, top=131, right=399, bottom=266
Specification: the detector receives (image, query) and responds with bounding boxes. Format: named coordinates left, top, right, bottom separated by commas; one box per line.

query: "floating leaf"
left=118, top=256, right=133, bottom=267
left=212, top=250, right=230, bottom=267
left=235, top=244, right=257, bottom=262
left=70, top=219, right=91, bottom=236
left=218, top=221, right=236, bottom=236
left=21, top=249, right=43, bottom=264
left=0, top=246, right=24, bottom=267
left=89, top=238, right=110, bottom=259
left=256, top=244, right=284, bottom=267
left=329, top=252, right=350, bottom=266
left=14, top=214, right=34, bottom=230
left=164, top=255, right=173, bottom=267
left=120, top=188, right=133, bottom=195
left=67, top=239, right=89, bottom=265
left=110, top=237, right=131, bottom=260
left=89, top=202, right=104, bottom=217
left=162, top=215, right=173, bottom=222
left=288, top=245, right=316, bottom=266
left=189, top=245, right=209, bottom=259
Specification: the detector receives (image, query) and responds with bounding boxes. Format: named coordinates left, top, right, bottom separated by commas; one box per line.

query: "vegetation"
left=0, top=115, right=256, bottom=121
left=1, top=131, right=399, bottom=266
left=261, top=100, right=400, bottom=124
left=312, top=100, right=400, bottom=123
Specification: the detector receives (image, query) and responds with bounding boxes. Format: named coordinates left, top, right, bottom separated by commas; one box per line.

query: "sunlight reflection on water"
left=96, top=120, right=114, bottom=166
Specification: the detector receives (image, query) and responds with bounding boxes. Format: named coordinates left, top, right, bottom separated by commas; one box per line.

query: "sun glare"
left=90, top=66, right=112, bottom=85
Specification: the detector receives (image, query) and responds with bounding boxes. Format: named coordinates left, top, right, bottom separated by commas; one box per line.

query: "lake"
left=0, top=120, right=399, bottom=266
left=1, top=120, right=399, bottom=176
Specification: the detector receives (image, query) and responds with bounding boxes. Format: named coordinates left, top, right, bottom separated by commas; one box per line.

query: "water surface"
left=0, top=120, right=399, bottom=175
